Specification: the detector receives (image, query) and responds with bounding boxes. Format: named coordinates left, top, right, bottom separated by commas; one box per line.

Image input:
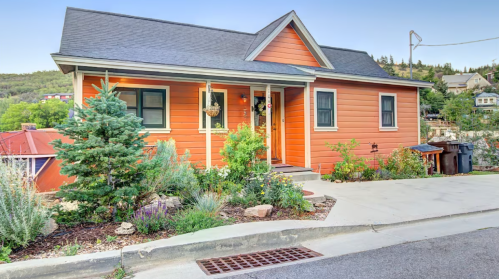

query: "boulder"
left=41, top=218, right=58, bottom=236
left=314, top=202, right=326, bottom=208
left=59, top=201, right=79, bottom=211
left=219, top=212, right=229, bottom=220
left=115, top=222, right=135, bottom=235
left=244, top=204, right=273, bottom=218
left=334, top=180, right=342, bottom=183
left=149, top=193, right=161, bottom=203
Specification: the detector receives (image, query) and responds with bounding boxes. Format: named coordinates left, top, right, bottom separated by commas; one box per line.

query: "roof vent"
left=21, top=123, right=37, bottom=131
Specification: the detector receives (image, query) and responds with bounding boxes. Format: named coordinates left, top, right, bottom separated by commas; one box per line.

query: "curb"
left=1, top=208, right=499, bottom=278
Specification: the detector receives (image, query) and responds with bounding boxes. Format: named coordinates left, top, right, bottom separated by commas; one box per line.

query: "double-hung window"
left=314, top=89, right=338, bottom=131
left=199, top=89, right=228, bottom=132
left=379, top=93, right=397, bottom=131
left=118, top=87, right=168, bottom=129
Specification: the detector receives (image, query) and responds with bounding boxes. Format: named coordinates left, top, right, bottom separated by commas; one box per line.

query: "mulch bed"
left=9, top=199, right=335, bottom=263
left=223, top=199, right=335, bottom=223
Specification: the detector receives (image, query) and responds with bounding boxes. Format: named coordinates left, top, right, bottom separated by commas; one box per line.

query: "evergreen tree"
left=434, top=80, right=450, bottom=99
left=51, top=73, right=149, bottom=220
left=464, top=66, right=467, bottom=73
left=494, top=65, right=499, bottom=83
left=389, top=55, right=395, bottom=66
left=383, top=63, right=397, bottom=76
left=380, top=56, right=388, bottom=64
left=416, top=60, right=423, bottom=69
left=422, top=67, right=438, bottom=83
left=400, top=59, right=408, bottom=70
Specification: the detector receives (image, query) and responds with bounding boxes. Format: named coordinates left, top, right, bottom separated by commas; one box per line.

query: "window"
left=199, top=88, right=228, bottom=132
left=475, top=79, right=479, bottom=83
left=117, top=87, right=168, bottom=129
left=313, top=88, right=338, bottom=131
left=379, top=93, right=397, bottom=131
left=490, top=98, right=494, bottom=103
left=478, top=99, right=483, bottom=104
left=484, top=99, right=489, bottom=104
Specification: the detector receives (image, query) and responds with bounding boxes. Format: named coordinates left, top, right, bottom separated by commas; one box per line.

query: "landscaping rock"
left=334, top=180, right=342, bottom=183
left=115, top=222, right=135, bottom=235
left=165, top=196, right=182, bottom=208
left=219, top=212, right=229, bottom=219
left=142, top=200, right=174, bottom=212
left=41, top=218, right=58, bottom=236
left=314, top=202, right=326, bottom=208
left=149, top=193, right=161, bottom=203
left=244, top=204, right=273, bottom=218
left=304, top=201, right=316, bottom=212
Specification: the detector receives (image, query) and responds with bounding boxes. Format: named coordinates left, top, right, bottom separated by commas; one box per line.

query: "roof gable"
left=244, top=11, right=333, bottom=69
left=255, top=24, right=320, bottom=67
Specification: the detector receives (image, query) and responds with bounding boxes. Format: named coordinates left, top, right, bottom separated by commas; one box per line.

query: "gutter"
left=51, top=55, right=317, bottom=83
left=294, top=66, right=434, bottom=88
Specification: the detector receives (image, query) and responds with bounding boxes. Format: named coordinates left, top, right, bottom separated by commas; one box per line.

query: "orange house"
left=52, top=8, right=432, bottom=174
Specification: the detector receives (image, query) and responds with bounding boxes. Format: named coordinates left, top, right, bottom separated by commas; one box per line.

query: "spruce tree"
left=51, top=72, right=149, bottom=220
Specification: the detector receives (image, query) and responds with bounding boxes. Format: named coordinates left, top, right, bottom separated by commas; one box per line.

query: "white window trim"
left=379, top=92, right=398, bottom=131
left=198, top=88, right=228, bottom=133
left=115, top=83, right=171, bottom=134
left=313, top=88, right=338, bottom=132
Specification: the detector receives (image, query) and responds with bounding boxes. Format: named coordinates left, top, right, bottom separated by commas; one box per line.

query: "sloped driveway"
left=302, top=174, right=499, bottom=226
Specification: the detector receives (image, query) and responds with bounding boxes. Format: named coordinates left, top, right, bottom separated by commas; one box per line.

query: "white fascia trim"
left=245, top=13, right=294, bottom=62
left=244, top=13, right=334, bottom=69
left=116, top=83, right=171, bottom=133
left=198, top=88, right=228, bottom=132
left=7, top=155, right=56, bottom=159
left=52, top=55, right=316, bottom=83
left=309, top=69, right=434, bottom=88
left=379, top=92, right=398, bottom=132
left=313, top=88, right=338, bottom=132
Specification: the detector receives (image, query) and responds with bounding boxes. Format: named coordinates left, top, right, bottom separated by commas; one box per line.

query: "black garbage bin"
left=458, top=143, right=474, bottom=173
left=428, top=141, right=460, bottom=175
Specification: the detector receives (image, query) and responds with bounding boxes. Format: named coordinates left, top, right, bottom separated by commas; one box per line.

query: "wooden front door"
left=254, top=91, right=281, bottom=163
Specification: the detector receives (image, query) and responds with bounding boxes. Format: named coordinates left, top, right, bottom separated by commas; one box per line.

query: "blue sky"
left=1, top=0, right=498, bottom=73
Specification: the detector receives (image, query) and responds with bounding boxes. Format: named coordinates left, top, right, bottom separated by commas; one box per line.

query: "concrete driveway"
left=302, top=174, right=499, bottom=226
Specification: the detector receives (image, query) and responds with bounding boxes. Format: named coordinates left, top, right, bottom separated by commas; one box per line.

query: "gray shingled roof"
left=55, top=7, right=430, bottom=84
left=442, top=74, right=475, bottom=87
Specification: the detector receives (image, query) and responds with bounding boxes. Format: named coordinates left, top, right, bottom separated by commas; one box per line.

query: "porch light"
left=241, top=94, right=248, bottom=103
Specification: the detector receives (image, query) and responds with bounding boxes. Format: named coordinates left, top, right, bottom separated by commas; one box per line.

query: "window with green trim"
left=317, top=91, right=335, bottom=127
left=201, top=91, right=225, bottom=129
left=117, top=88, right=166, bottom=128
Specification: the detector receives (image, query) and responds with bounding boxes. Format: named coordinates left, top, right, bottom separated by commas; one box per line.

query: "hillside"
left=0, top=70, right=72, bottom=97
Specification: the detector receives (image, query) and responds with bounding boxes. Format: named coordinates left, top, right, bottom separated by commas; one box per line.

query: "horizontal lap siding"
left=285, top=87, right=305, bottom=167
left=255, top=25, right=320, bottom=67
left=310, top=79, right=418, bottom=173
left=82, top=76, right=250, bottom=166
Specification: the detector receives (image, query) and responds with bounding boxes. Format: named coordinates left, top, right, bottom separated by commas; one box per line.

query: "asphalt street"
left=225, top=227, right=499, bottom=279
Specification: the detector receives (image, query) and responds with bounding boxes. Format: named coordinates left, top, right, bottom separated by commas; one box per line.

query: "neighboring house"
left=442, top=73, right=491, bottom=94
left=42, top=93, right=73, bottom=103
left=474, top=92, right=499, bottom=112
left=51, top=8, right=432, bottom=173
left=0, top=124, right=75, bottom=192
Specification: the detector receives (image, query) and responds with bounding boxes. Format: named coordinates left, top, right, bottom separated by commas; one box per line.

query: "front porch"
left=74, top=70, right=313, bottom=169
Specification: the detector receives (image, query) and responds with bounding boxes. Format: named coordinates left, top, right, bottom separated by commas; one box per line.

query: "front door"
left=254, top=91, right=281, bottom=163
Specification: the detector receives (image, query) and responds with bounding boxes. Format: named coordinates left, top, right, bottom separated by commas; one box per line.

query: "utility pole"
left=409, top=30, right=422, bottom=79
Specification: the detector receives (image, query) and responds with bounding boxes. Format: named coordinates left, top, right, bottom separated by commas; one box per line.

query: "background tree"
left=52, top=73, right=150, bottom=220
left=380, top=56, right=388, bottom=64
left=400, top=59, right=408, bottom=71
left=0, top=102, right=32, bottom=131
left=416, top=60, right=423, bottom=69
left=29, top=99, right=71, bottom=129
left=0, top=99, right=70, bottom=131
left=441, top=92, right=474, bottom=123
left=383, top=63, right=397, bottom=76
left=434, top=80, right=451, bottom=100
left=494, top=65, right=499, bottom=83
left=422, top=67, right=438, bottom=83
left=389, top=55, right=395, bottom=66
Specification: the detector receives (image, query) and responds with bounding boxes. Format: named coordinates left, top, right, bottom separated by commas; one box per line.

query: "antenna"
left=410, top=30, right=423, bottom=79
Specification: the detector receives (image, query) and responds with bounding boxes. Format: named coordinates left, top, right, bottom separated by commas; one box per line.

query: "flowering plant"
left=130, top=201, right=169, bottom=234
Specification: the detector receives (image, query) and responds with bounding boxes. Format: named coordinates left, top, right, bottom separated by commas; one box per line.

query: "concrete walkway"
left=303, top=174, right=499, bottom=226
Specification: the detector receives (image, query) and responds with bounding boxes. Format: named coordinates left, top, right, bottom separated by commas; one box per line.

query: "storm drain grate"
left=196, top=246, right=322, bottom=275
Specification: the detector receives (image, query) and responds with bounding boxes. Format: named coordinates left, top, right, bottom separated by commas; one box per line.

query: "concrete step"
left=282, top=171, right=321, bottom=182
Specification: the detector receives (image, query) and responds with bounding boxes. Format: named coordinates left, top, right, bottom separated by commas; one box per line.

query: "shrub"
left=130, top=201, right=169, bottom=234
left=52, top=72, right=150, bottom=221
left=194, top=192, right=226, bottom=216
left=0, top=158, right=51, bottom=248
left=219, top=123, right=268, bottom=181
left=240, top=173, right=309, bottom=213
left=144, top=139, right=199, bottom=198
left=62, top=240, right=81, bottom=256
left=322, top=174, right=333, bottom=181
left=326, top=139, right=369, bottom=181
left=379, top=146, right=426, bottom=179
left=170, top=209, right=229, bottom=234
left=0, top=246, right=11, bottom=263
left=361, top=167, right=376, bottom=181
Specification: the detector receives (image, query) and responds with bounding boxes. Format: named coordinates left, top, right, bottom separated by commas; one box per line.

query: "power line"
left=418, top=36, right=499, bottom=47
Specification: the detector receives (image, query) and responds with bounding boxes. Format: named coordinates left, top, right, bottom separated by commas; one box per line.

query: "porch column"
left=206, top=80, right=211, bottom=168
left=266, top=84, right=271, bottom=165
left=304, top=82, right=311, bottom=168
